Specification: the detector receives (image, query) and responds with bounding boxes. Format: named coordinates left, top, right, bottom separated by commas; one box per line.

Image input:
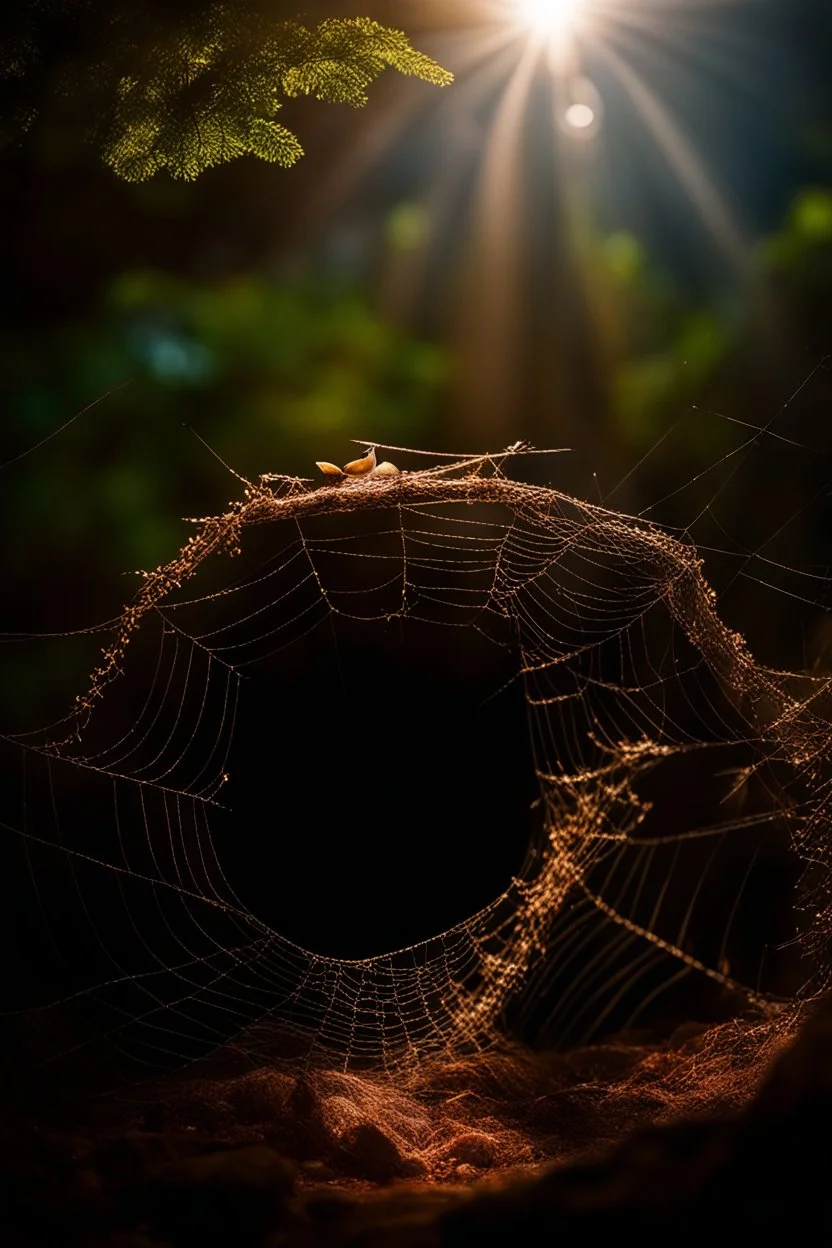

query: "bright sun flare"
left=515, top=0, right=585, bottom=41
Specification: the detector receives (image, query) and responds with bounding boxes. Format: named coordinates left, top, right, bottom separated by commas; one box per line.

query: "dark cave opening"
left=218, top=612, right=540, bottom=959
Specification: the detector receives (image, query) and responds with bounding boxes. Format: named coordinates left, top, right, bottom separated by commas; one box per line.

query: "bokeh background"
left=1, top=0, right=831, bottom=1006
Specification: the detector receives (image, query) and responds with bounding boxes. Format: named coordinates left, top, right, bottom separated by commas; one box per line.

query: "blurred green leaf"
left=386, top=203, right=430, bottom=253
left=603, top=231, right=645, bottom=286
left=792, top=188, right=832, bottom=242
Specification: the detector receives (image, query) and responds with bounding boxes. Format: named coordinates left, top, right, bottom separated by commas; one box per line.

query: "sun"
left=514, top=0, right=586, bottom=43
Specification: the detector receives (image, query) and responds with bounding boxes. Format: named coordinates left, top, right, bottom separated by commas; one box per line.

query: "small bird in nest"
left=315, top=447, right=401, bottom=481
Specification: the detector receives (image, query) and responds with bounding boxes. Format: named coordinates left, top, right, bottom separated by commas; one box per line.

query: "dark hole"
left=218, top=615, right=538, bottom=958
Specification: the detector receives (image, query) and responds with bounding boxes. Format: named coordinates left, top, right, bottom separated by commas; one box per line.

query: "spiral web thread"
left=4, top=446, right=831, bottom=1078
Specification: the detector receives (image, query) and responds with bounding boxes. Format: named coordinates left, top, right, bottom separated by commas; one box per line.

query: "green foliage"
left=104, top=15, right=452, bottom=182
left=386, top=202, right=430, bottom=252
left=761, top=187, right=832, bottom=295
left=602, top=231, right=646, bottom=286
left=614, top=308, right=731, bottom=447
left=791, top=188, right=832, bottom=241
left=3, top=267, right=450, bottom=569
left=1, top=5, right=453, bottom=181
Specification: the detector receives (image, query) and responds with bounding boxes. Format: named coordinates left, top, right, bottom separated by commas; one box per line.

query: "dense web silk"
left=4, top=448, right=829, bottom=1078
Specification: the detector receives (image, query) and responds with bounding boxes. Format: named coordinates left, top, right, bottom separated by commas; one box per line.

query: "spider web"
left=1, top=445, right=830, bottom=1084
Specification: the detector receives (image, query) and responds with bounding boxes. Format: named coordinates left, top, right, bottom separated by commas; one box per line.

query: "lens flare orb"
left=564, top=102, right=595, bottom=130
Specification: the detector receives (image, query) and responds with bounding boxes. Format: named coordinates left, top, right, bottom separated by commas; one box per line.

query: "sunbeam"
left=595, top=37, right=747, bottom=270
left=288, top=1, right=760, bottom=447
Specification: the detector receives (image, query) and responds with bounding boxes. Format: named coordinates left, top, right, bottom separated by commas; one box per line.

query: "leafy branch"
left=1, top=5, right=453, bottom=181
